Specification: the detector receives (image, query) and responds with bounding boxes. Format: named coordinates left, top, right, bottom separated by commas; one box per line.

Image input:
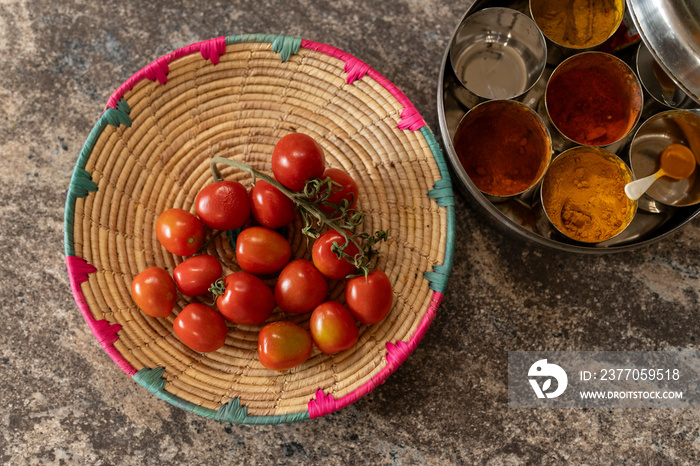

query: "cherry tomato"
left=310, top=302, right=359, bottom=354
left=173, top=254, right=223, bottom=297
left=312, top=230, right=359, bottom=280
left=258, top=321, right=312, bottom=370
left=131, top=267, right=177, bottom=318
left=195, top=180, right=251, bottom=231
left=155, top=208, right=205, bottom=256
left=216, top=272, right=275, bottom=325
left=345, top=269, right=393, bottom=324
left=318, top=168, right=358, bottom=217
left=274, top=259, right=328, bottom=313
left=249, top=180, right=297, bottom=229
left=271, top=133, right=326, bottom=191
left=236, top=226, right=291, bottom=275
left=173, top=303, right=228, bottom=353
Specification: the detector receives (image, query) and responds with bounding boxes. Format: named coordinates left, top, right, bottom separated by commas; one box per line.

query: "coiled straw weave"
left=64, top=34, right=455, bottom=424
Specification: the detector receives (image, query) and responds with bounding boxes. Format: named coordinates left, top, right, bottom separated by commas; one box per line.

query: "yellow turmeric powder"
left=530, top=0, right=624, bottom=49
left=541, top=148, right=635, bottom=243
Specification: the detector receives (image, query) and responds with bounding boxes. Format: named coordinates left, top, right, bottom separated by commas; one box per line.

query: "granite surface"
left=2, top=0, right=700, bottom=464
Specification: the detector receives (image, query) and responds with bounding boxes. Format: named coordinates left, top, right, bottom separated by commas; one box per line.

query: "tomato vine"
left=209, top=156, right=387, bottom=276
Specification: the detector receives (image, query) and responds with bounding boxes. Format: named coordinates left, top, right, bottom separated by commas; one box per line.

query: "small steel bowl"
left=449, top=7, right=547, bottom=101
left=544, top=51, right=644, bottom=150
left=629, top=110, right=700, bottom=207
left=453, top=99, right=552, bottom=201
left=529, top=0, right=624, bottom=50
left=540, top=146, right=637, bottom=244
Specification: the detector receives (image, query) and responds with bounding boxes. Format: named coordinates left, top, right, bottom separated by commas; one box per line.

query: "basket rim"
left=63, top=33, right=456, bottom=424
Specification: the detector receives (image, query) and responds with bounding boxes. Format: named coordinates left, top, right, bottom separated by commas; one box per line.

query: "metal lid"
left=626, top=0, right=700, bottom=105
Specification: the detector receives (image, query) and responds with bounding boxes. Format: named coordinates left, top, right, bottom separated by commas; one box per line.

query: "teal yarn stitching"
left=216, top=398, right=310, bottom=425
left=76, top=98, right=131, bottom=169
left=226, top=34, right=301, bottom=62
left=214, top=397, right=251, bottom=423
left=271, top=35, right=302, bottom=62
left=116, top=98, right=131, bottom=118
left=134, top=368, right=217, bottom=418
left=424, top=264, right=452, bottom=292
left=64, top=166, right=97, bottom=257
left=133, top=367, right=310, bottom=424
left=428, top=179, right=454, bottom=207
left=134, top=366, right=167, bottom=392
left=101, top=101, right=132, bottom=127
left=227, top=33, right=281, bottom=45
left=64, top=97, right=132, bottom=257
left=422, top=127, right=455, bottom=294
left=68, top=167, right=98, bottom=199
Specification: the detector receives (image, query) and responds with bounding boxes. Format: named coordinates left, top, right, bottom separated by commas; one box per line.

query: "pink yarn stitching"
left=66, top=256, right=136, bottom=376
left=106, top=36, right=227, bottom=110
left=143, top=57, right=169, bottom=85
left=300, top=39, right=425, bottom=131
left=198, top=36, right=227, bottom=64
left=397, top=106, right=425, bottom=131
left=308, top=291, right=443, bottom=418
left=344, top=58, right=370, bottom=85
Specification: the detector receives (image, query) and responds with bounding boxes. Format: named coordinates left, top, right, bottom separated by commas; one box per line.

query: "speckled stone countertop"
left=2, top=0, right=700, bottom=464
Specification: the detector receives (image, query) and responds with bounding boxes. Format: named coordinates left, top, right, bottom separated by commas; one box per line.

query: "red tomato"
left=311, top=230, right=359, bottom=280
left=271, top=133, right=326, bottom=191
left=318, top=168, right=358, bottom=217
left=155, top=208, right=205, bottom=256
left=216, top=272, right=275, bottom=325
left=195, top=180, right=251, bottom=231
left=236, top=226, right=291, bottom=275
left=173, top=254, right=223, bottom=297
left=173, top=303, right=228, bottom=353
left=310, top=302, right=358, bottom=354
left=131, top=267, right=177, bottom=318
left=274, top=259, right=328, bottom=313
left=258, top=321, right=312, bottom=370
left=249, top=180, right=297, bottom=229
left=345, top=269, right=393, bottom=324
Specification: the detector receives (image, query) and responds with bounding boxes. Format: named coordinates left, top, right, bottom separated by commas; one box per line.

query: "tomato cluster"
left=130, top=133, right=393, bottom=371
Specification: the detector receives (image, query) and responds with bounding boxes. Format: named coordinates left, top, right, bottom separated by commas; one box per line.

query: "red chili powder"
left=454, top=102, right=549, bottom=196
left=546, top=66, right=631, bottom=146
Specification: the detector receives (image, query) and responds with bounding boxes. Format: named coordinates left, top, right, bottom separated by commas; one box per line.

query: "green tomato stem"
left=209, top=157, right=366, bottom=259
left=208, top=277, right=226, bottom=299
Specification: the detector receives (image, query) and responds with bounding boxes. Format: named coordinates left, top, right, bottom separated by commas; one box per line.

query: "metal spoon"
left=625, top=143, right=696, bottom=201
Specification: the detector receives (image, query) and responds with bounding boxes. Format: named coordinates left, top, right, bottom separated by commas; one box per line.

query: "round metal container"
left=540, top=146, right=637, bottom=243
left=530, top=0, right=624, bottom=50
left=629, top=110, right=700, bottom=207
left=449, top=7, right=547, bottom=101
left=544, top=51, right=643, bottom=148
left=437, top=1, right=700, bottom=253
left=626, top=0, right=700, bottom=105
left=453, top=99, right=552, bottom=200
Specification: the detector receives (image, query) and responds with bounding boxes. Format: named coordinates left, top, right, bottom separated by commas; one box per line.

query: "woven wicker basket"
left=64, top=34, right=455, bottom=424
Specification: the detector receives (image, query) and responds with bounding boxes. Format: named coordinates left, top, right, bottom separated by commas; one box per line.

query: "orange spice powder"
left=541, top=149, right=634, bottom=242
left=531, top=0, right=624, bottom=49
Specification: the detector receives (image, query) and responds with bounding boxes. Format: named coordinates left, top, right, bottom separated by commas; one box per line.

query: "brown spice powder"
left=455, top=102, right=550, bottom=197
